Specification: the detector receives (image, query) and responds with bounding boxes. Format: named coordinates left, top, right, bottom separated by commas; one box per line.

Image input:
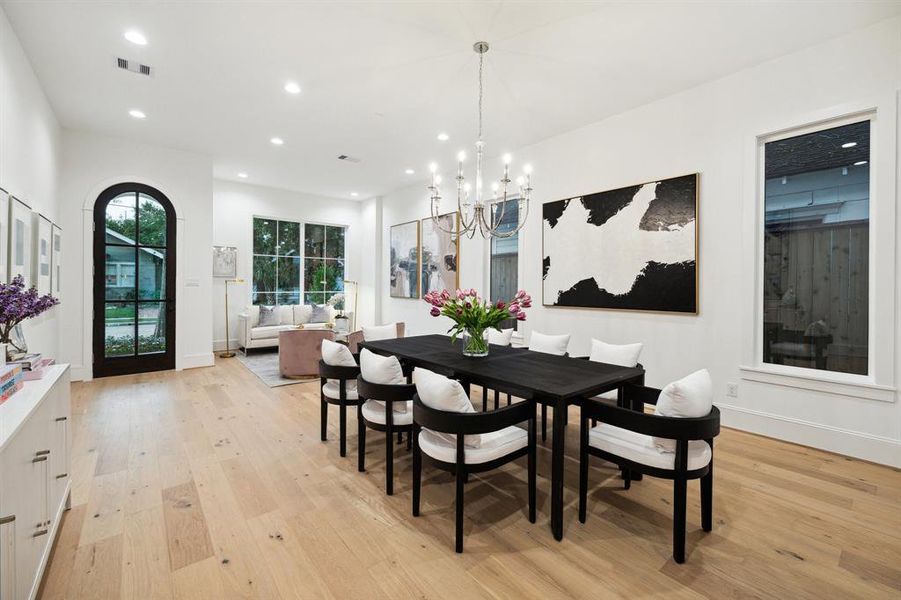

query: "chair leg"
left=673, top=477, right=687, bottom=563
left=412, top=431, right=421, bottom=517
left=397, top=431, right=403, bottom=444
left=339, top=404, right=347, bottom=457
left=320, top=397, right=328, bottom=442
left=701, top=467, right=713, bottom=532
left=386, top=426, right=394, bottom=495
left=482, top=387, right=488, bottom=412
left=406, top=429, right=412, bottom=451
left=455, top=467, right=465, bottom=553
left=541, top=404, right=547, bottom=442
left=579, top=417, right=589, bottom=523
left=506, top=393, right=511, bottom=406
left=493, top=389, right=499, bottom=410
left=623, top=470, right=631, bottom=490
left=357, top=412, right=366, bottom=472
left=528, top=416, right=536, bottom=523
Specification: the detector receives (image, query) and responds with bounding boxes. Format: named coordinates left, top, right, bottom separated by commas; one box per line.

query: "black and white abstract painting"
left=542, top=173, right=698, bottom=313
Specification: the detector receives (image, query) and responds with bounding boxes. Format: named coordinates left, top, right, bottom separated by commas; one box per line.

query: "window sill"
left=739, top=365, right=896, bottom=403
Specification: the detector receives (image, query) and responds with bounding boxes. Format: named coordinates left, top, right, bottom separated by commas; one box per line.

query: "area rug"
left=235, top=350, right=315, bottom=387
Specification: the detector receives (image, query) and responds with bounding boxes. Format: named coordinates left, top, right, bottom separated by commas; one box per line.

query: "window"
left=762, top=120, right=870, bottom=375
left=251, top=217, right=346, bottom=306
left=303, top=223, right=345, bottom=306
left=490, top=199, right=520, bottom=330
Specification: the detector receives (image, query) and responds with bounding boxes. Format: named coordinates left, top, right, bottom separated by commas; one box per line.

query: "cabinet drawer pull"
left=56, top=473, right=68, bottom=479
left=33, top=529, right=48, bottom=537
left=35, top=449, right=50, bottom=456
left=55, top=416, right=67, bottom=422
left=32, top=456, right=47, bottom=463
left=0, top=515, right=14, bottom=525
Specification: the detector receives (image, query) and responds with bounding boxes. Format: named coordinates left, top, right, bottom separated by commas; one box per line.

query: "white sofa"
left=237, top=304, right=345, bottom=352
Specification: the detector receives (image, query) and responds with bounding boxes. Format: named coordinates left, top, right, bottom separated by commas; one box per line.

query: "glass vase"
left=462, top=327, right=489, bottom=357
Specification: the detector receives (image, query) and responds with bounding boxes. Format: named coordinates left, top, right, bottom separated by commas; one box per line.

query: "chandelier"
left=428, top=41, right=532, bottom=239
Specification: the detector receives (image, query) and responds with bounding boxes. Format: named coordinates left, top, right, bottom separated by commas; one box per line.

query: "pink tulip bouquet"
left=423, top=288, right=531, bottom=357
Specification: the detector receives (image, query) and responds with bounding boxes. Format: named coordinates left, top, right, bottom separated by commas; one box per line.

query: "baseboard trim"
left=179, top=352, right=215, bottom=370
left=717, top=401, right=901, bottom=468
left=70, top=365, right=90, bottom=382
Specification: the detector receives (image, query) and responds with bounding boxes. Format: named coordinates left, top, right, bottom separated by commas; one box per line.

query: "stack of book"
left=0, top=364, right=24, bottom=405
left=8, top=353, right=43, bottom=371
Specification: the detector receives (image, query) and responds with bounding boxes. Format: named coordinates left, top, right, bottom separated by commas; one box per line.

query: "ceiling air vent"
left=337, top=155, right=361, bottom=164
left=116, top=57, right=153, bottom=77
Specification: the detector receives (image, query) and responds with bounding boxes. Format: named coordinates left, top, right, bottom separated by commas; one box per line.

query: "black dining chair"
left=412, top=395, right=537, bottom=553
left=578, top=385, right=720, bottom=563
left=318, top=358, right=362, bottom=458
left=356, top=376, right=416, bottom=495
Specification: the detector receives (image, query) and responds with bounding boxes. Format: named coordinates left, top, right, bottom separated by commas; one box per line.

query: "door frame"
left=92, top=182, right=177, bottom=378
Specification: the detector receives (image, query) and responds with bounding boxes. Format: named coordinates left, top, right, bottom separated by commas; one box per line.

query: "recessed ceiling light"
left=128, top=109, right=146, bottom=119
left=350, top=192, right=359, bottom=197
left=270, top=137, right=284, bottom=146
left=284, top=81, right=301, bottom=95
left=405, top=168, right=415, bottom=175
left=124, top=30, right=147, bottom=46
left=841, top=142, right=857, bottom=148
left=853, top=160, right=868, bottom=166
left=437, top=132, right=449, bottom=141
left=237, top=172, right=248, bottom=179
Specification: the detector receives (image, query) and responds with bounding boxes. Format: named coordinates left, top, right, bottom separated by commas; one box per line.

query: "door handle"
left=0, top=515, right=14, bottom=525
left=32, top=456, right=47, bottom=463
left=55, top=416, right=67, bottom=422
left=32, top=529, right=48, bottom=538
left=35, top=449, right=50, bottom=456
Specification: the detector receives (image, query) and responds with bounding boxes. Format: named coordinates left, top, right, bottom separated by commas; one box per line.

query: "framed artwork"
left=389, top=220, right=420, bottom=299
left=420, top=213, right=459, bottom=294
left=9, top=196, right=33, bottom=287
left=213, top=245, right=238, bottom=278
left=542, top=173, right=698, bottom=314
left=0, top=188, right=8, bottom=283
left=51, top=223, right=62, bottom=298
left=34, top=214, right=52, bottom=294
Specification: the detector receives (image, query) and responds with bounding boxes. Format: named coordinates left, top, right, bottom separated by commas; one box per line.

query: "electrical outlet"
left=726, top=383, right=738, bottom=398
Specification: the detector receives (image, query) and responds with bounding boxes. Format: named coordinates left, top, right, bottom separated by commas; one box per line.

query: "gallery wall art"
left=420, top=213, right=459, bottom=294
left=389, top=220, right=420, bottom=299
left=213, top=245, right=238, bottom=278
left=35, top=214, right=53, bottom=295
left=542, top=173, right=698, bottom=314
left=9, top=196, right=33, bottom=288
left=51, top=223, right=62, bottom=298
left=0, top=188, right=8, bottom=283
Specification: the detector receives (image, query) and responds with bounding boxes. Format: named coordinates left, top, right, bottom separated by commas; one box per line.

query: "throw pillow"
left=529, top=331, right=570, bottom=356
left=488, top=328, right=514, bottom=346
left=413, top=367, right=479, bottom=447
left=258, top=305, right=279, bottom=327
left=310, top=303, right=331, bottom=323
left=653, top=369, right=714, bottom=452
left=589, top=339, right=643, bottom=367
left=362, top=322, right=398, bottom=341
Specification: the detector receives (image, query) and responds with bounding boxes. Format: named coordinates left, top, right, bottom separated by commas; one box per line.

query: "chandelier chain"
left=478, top=51, right=484, bottom=141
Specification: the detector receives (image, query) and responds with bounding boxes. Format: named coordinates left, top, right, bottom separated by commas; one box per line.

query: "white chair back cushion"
left=487, top=328, right=514, bottom=346
left=321, top=339, right=356, bottom=367
left=653, top=368, right=713, bottom=452
left=413, top=367, right=479, bottom=447
left=589, top=339, right=643, bottom=367
left=362, top=322, right=398, bottom=341
left=359, top=349, right=405, bottom=385
left=529, top=331, right=570, bottom=355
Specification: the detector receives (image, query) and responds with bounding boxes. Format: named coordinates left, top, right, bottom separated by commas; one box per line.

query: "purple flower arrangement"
left=423, top=288, right=532, bottom=356
left=0, top=275, right=59, bottom=359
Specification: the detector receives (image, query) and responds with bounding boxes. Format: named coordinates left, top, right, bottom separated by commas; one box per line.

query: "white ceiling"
left=4, top=1, right=899, bottom=199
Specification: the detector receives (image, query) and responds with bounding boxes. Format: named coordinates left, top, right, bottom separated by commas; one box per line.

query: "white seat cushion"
left=529, top=331, right=570, bottom=355
left=418, top=426, right=527, bottom=464
left=488, top=328, right=514, bottom=346
left=362, top=323, right=399, bottom=341
left=588, top=423, right=711, bottom=471
left=252, top=324, right=293, bottom=340
left=589, top=339, right=642, bottom=367
left=322, top=380, right=359, bottom=400
left=594, top=390, right=618, bottom=401
left=362, top=399, right=413, bottom=425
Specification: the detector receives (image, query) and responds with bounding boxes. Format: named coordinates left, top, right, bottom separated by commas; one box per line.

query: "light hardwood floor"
left=38, top=358, right=901, bottom=599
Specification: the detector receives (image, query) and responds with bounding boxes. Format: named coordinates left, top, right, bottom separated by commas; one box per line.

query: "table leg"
left=551, top=397, right=566, bottom=541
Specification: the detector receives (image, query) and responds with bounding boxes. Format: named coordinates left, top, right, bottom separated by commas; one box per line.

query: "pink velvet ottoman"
left=278, top=328, right=336, bottom=379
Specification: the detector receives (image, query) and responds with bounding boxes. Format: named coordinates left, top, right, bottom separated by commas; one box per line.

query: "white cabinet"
left=0, top=365, right=70, bottom=600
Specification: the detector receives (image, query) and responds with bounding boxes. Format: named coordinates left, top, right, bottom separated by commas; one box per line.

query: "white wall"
left=211, top=180, right=366, bottom=349
left=0, top=7, right=61, bottom=360
left=58, top=130, right=214, bottom=380
left=380, top=17, right=901, bottom=465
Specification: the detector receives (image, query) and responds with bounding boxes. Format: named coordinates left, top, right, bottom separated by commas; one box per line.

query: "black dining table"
left=360, top=334, right=646, bottom=540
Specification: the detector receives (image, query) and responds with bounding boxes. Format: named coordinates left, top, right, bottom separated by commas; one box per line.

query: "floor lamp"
left=220, top=278, right=244, bottom=358
left=343, top=279, right=358, bottom=332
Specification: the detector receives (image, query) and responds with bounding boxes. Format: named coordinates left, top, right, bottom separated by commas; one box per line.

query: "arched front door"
left=93, top=183, right=176, bottom=377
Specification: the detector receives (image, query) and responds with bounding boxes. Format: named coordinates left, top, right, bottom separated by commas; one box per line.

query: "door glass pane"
left=276, top=256, right=300, bottom=293
left=304, top=258, right=324, bottom=294
left=253, top=218, right=277, bottom=255
left=325, top=226, right=345, bottom=259
left=763, top=120, right=869, bottom=375
left=137, top=302, right=166, bottom=354
left=277, top=221, right=300, bottom=256
left=105, top=193, right=136, bottom=243
left=304, top=224, right=324, bottom=257
left=105, top=302, right=135, bottom=357
left=138, top=249, right=166, bottom=300
left=490, top=199, right=520, bottom=330
left=105, top=246, right=137, bottom=300
left=138, top=194, right=167, bottom=246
